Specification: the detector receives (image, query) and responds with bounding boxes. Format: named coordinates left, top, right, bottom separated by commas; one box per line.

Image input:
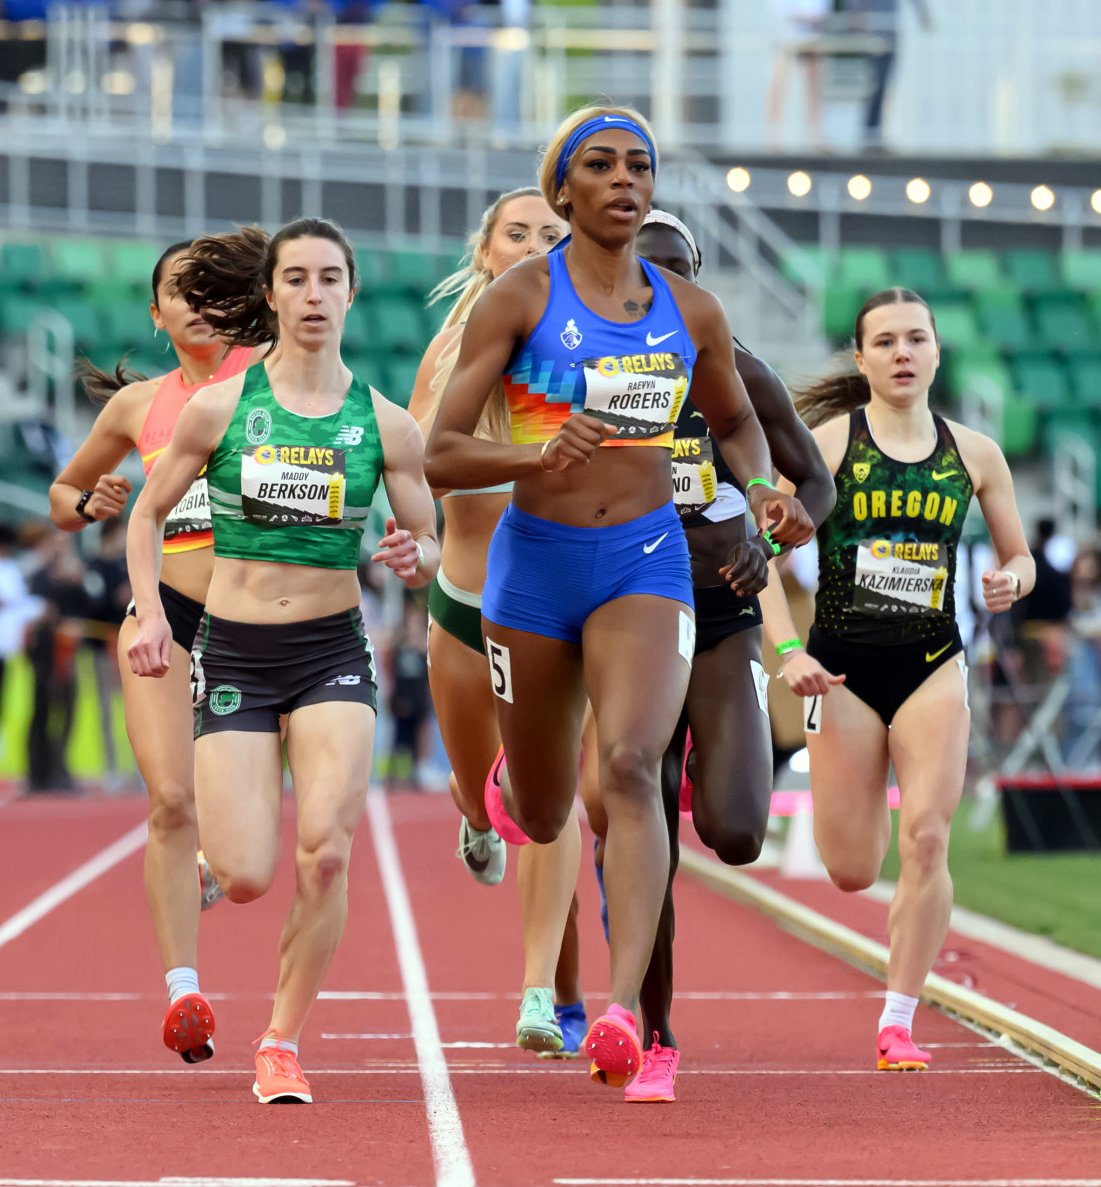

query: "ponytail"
left=75, top=355, right=149, bottom=406
left=173, top=225, right=273, bottom=347
left=795, top=287, right=936, bottom=430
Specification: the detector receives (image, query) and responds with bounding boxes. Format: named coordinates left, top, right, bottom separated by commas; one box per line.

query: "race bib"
left=581, top=351, right=689, bottom=440
left=241, top=444, right=346, bottom=526
left=671, top=435, right=717, bottom=516
left=853, top=538, right=949, bottom=616
left=164, top=476, right=211, bottom=541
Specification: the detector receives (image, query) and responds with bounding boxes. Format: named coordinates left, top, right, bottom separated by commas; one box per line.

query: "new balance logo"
left=642, top=532, right=669, bottom=554
left=645, top=330, right=678, bottom=346
left=325, top=674, right=362, bottom=686
left=334, top=425, right=364, bottom=446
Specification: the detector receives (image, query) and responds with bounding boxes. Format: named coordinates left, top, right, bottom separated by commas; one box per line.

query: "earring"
left=153, top=327, right=171, bottom=354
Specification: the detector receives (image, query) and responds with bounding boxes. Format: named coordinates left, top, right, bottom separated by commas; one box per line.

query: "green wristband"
left=775, top=637, right=803, bottom=657
left=761, top=527, right=782, bottom=556
left=745, top=477, right=776, bottom=493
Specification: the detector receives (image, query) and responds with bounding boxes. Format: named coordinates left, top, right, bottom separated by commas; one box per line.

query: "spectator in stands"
left=840, top=0, right=933, bottom=151
left=1064, top=544, right=1101, bottom=765
left=85, top=519, right=132, bottom=792
left=1015, top=516, right=1074, bottom=683
left=23, top=526, right=92, bottom=794
left=765, top=0, right=832, bottom=152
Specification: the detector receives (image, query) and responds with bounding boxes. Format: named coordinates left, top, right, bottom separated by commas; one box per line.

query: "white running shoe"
left=198, top=850, right=225, bottom=912
left=456, top=817, right=506, bottom=886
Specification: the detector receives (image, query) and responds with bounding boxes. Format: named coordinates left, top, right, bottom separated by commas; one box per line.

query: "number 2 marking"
left=803, top=694, right=822, bottom=735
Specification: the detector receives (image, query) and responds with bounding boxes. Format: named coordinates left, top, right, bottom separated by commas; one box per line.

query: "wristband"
left=775, top=637, right=803, bottom=657
left=745, top=477, right=776, bottom=494
left=75, top=489, right=96, bottom=523
left=760, top=527, right=782, bottom=557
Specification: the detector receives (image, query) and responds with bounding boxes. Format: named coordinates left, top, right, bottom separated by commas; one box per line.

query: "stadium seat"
left=779, top=243, right=831, bottom=289
left=973, top=289, right=1033, bottom=352
left=105, top=240, right=161, bottom=292
left=927, top=299, right=980, bottom=349
left=1031, top=292, right=1099, bottom=352
left=383, top=356, right=421, bottom=408
left=889, top=247, right=946, bottom=295
left=1004, top=249, right=1062, bottom=294
left=946, top=344, right=1012, bottom=399
left=354, top=248, right=393, bottom=292
left=390, top=249, right=448, bottom=295
left=822, top=284, right=864, bottom=340
left=945, top=250, right=1002, bottom=292
left=836, top=247, right=891, bottom=292
left=0, top=295, right=48, bottom=336
left=1061, top=250, right=1101, bottom=293
left=0, top=242, right=48, bottom=290
left=341, top=302, right=373, bottom=354
left=50, top=238, right=107, bottom=284
left=1010, top=350, right=1071, bottom=410
left=1066, top=354, right=1101, bottom=408
left=1001, top=395, right=1038, bottom=457
left=367, top=294, right=430, bottom=355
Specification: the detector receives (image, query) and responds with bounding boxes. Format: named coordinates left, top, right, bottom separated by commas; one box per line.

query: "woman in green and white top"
left=126, top=217, right=439, bottom=1105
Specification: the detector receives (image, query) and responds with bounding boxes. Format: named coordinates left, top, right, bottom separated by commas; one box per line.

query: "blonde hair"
left=538, top=104, right=658, bottom=221
left=422, top=187, right=548, bottom=443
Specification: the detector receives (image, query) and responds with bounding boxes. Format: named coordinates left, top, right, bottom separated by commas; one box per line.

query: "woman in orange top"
left=50, top=241, right=268, bottom=1064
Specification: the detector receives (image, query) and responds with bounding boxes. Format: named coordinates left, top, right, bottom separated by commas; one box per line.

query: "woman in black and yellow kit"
left=425, top=105, right=813, bottom=1089
left=765, top=288, right=1033, bottom=1071
left=126, top=218, right=439, bottom=1104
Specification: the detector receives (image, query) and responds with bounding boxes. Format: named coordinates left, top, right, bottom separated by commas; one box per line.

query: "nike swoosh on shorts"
left=643, top=532, right=669, bottom=554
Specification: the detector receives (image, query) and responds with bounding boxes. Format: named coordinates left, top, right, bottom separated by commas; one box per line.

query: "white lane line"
left=0, top=990, right=880, bottom=1003
left=554, top=1180, right=1101, bottom=1187
left=0, top=823, right=147, bottom=951
left=0, top=1180, right=357, bottom=1187
left=366, top=788, right=475, bottom=1187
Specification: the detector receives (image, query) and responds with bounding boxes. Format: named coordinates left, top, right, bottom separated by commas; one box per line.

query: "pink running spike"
left=876, top=1025, right=931, bottom=1071
left=484, top=747, right=532, bottom=847
left=584, top=1004, right=641, bottom=1088
left=625, top=1032, right=680, bottom=1102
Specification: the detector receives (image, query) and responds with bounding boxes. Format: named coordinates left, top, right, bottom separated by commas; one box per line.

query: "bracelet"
left=414, top=540, right=425, bottom=571
left=745, top=477, right=776, bottom=493
left=539, top=440, right=553, bottom=471
left=75, top=489, right=96, bottom=523
left=760, top=527, right=782, bottom=557
left=1006, top=570, right=1021, bottom=601
left=775, top=637, right=803, bottom=657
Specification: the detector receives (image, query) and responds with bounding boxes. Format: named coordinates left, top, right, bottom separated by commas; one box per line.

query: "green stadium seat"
left=105, top=240, right=160, bottom=292
left=927, top=299, right=979, bottom=349
left=0, top=295, right=48, bottom=336
left=99, top=300, right=152, bottom=356
left=836, top=247, right=891, bottom=292
left=973, top=289, right=1032, bottom=352
left=1011, top=350, right=1071, bottom=410
left=51, top=298, right=103, bottom=350
left=822, top=284, right=864, bottom=340
left=1061, top=250, right=1101, bottom=293
left=1001, top=395, right=1038, bottom=457
left=1031, top=292, right=1099, bottom=352
left=1004, top=249, right=1062, bottom=294
left=945, top=250, right=1002, bottom=292
left=889, top=247, right=946, bottom=294
left=390, top=249, right=448, bottom=295
left=51, top=238, right=107, bottom=284
left=1066, top=354, right=1101, bottom=408
left=341, top=302, right=373, bottom=354
left=383, top=356, right=421, bottom=408
left=0, top=242, right=48, bottom=289
left=354, top=248, right=393, bottom=292
left=779, top=243, right=831, bottom=289
left=946, top=345, right=1012, bottom=400
left=366, top=295, right=430, bottom=354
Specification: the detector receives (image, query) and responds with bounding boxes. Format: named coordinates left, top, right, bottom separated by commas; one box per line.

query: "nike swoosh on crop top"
left=503, top=251, right=696, bottom=450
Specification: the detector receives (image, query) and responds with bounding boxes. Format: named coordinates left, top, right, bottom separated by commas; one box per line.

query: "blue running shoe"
left=593, top=839, right=609, bottom=944
left=538, top=1001, right=587, bottom=1060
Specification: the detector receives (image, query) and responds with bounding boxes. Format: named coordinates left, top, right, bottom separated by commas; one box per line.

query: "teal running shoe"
left=516, top=987, right=563, bottom=1054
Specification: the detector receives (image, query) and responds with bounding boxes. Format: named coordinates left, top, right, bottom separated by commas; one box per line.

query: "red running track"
left=0, top=789, right=1098, bottom=1187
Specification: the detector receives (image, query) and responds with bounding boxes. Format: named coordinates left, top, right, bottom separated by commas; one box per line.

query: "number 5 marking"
left=803, top=694, right=822, bottom=735
left=486, top=638, right=514, bottom=704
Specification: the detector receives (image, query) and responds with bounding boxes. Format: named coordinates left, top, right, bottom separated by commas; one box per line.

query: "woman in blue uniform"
left=425, top=105, right=813, bottom=1088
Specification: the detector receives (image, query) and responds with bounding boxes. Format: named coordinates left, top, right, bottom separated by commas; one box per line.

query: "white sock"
left=878, top=990, right=919, bottom=1034
left=259, top=1033, right=299, bottom=1057
left=165, top=966, right=200, bottom=1005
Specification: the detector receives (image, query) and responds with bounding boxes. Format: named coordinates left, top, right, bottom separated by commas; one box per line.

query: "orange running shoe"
left=162, top=992, right=215, bottom=1064
left=253, top=1031, right=312, bottom=1103
left=584, top=1004, right=642, bottom=1087
left=876, top=1025, right=930, bottom=1071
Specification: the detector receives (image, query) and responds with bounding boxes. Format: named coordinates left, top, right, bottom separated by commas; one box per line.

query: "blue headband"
left=554, top=115, right=657, bottom=191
